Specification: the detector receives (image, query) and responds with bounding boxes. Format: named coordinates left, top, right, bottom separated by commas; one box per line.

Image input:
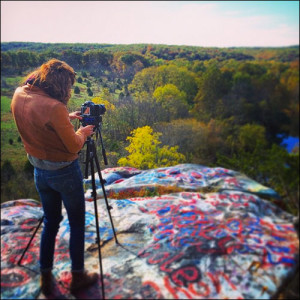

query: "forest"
left=1, top=42, right=299, bottom=215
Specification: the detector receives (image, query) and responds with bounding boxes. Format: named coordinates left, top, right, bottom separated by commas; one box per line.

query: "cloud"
left=1, top=1, right=299, bottom=47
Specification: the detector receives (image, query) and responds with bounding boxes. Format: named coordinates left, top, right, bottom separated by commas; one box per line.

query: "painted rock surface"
left=1, top=164, right=299, bottom=299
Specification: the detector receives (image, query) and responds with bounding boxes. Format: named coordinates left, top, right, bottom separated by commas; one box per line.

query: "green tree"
left=237, top=123, right=267, bottom=152
left=87, top=88, right=93, bottom=96
left=129, top=64, right=198, bottom=105
left=192, top=64, right=231, bottom=121
left=60, top=49, right=83, bottom=69
left=1, top=160, right=16, bottom=183
left=118, top=126, right=185, bottom=169
left=74, top=86, right=80, bottom=94
left=153, top=84, right=189, bottom=120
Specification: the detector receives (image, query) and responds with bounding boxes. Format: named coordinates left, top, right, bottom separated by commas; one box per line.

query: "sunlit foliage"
left=118, top=126, right=185, bottom=169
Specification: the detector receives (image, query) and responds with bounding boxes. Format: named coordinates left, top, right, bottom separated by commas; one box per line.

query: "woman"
left=11, top=59, right=98, bottom=295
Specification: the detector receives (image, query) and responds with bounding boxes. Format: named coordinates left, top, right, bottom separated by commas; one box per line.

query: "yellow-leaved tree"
left=118, top=126, right=185, bottom=169
left=92, top=96, right=116, bottom=111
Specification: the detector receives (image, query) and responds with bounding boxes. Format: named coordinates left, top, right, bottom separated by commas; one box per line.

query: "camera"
left=80, top=101, right=106, bottom=128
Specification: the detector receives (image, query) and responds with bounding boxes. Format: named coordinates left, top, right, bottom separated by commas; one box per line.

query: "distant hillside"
left=1, top=41, right=115, bottom=53
left=1, top=42, right=299, bottom=62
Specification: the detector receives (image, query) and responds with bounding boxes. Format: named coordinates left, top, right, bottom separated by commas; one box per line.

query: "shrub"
left=74, top=86, right=80, bottom=94
left=87, top=88, right=93, bottom=96
left=1, top=160, right=16, bottom=183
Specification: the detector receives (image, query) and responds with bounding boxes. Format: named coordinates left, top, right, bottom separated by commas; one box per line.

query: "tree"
left=87, top=88, right=93, bottom=96
left=192, top=64, right=231, bottom=121
left=74, top=86, right=80, bottom=94
left=237, top=123, right=267, bottom=152
left=129, top=64, right=198, bottom=105
left=1, top=160, right=16, bottom=183
left=153, top=84, right=189, bottom=120
left=111, top=51, right=150, bottom=81
left=82, top=50, right=113, bottom=72
left=118, top=126, right=185, bottom=169
left=60, top=49, right=83, bottom=69
left=92, top=97, right=116, bottom=111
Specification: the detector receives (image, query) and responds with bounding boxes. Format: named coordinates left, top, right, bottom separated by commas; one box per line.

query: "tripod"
left=83, top=129, right=119, bottom=299
left=18, top=126, right=119, bottom=299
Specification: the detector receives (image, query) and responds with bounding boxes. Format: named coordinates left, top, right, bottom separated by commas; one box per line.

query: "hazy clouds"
left=1, top=1, right=299, bottom=47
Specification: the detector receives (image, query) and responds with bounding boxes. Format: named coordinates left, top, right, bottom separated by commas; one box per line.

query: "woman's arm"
left=50, top=105, right=94, bottom=154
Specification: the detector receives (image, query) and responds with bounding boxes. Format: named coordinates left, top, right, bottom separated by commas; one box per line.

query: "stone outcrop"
left=1, top=164, right=299, bottom=299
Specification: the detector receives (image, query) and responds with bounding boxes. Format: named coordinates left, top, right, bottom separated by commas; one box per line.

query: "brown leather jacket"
left=11, top=85, right=87, bottom=162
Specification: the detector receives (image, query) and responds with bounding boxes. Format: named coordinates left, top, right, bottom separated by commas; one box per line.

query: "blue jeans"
left=34, top=159, right=85, bottom=272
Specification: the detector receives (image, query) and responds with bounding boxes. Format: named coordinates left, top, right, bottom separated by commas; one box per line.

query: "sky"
left=1, top=1, right=299, bottom=47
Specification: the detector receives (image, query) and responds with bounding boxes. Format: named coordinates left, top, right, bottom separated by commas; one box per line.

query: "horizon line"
left=1, top=41, right=299, bottom=49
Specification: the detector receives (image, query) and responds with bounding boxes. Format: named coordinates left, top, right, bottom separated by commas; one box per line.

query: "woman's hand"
left=78, top=125, right=95, bottom=137
left=69, top=111, right=82, bottom=120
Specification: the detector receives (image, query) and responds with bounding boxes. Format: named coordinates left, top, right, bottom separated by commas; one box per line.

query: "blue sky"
left=1, top=1, right=299, bottom=47
left=215, top=1, right=299, bottom=25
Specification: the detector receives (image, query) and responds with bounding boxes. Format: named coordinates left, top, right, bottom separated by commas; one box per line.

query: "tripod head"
left=78, top=100, right=107, bottom=164
left=80, top=101, right=106, bottom=128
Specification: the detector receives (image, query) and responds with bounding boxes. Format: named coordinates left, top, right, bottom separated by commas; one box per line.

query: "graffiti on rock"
left=1, top=165, right=298, bottom=299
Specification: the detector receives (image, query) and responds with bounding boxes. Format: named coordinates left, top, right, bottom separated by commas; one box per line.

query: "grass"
left=4, top=76, right=24, bottom=86
left=1, top=103, right=26, bottom=169
left=1, top=96, right=12, bottom=112
left=1, top=93, right=25, bottom=169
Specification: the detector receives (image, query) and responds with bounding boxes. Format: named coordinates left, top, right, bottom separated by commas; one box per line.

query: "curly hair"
left=23, top=59, right=76, bottom=104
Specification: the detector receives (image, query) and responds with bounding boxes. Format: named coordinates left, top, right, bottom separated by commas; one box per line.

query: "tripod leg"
left=84, top=139, right=91, bottom=179
left=92, top=142, right=119, bottom=244
left=90, top=157, right=106, bottom=299
left=18, top=215, right=44, bottom=266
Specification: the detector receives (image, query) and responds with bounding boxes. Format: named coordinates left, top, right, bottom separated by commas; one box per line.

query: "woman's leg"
left=46, top=160, right=86, bottom=271
left=34, top=168, right=63, bottom=272
left=61, top=178, right=85, bottom=272
left=40, top=160, right=98, bottom=292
